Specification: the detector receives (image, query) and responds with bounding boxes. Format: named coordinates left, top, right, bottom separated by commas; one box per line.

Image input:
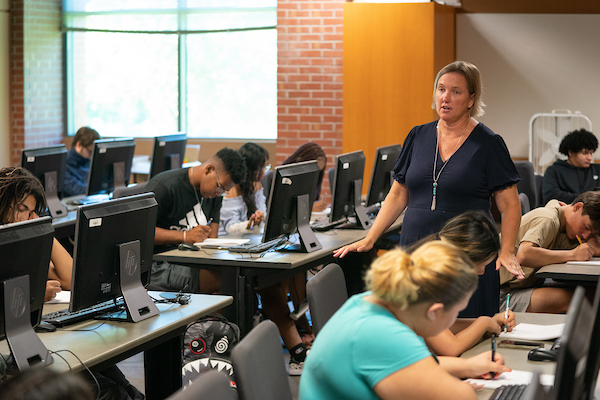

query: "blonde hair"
left=365, top=241, right=477, bottom=310
left=431, top=61, right=485, bottom=118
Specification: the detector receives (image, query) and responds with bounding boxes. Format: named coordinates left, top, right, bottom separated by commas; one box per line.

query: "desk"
left=462, top=312, right=565, bottom=400
left=1, top=292, right=232, bottom=400
left=536, top=263, right=600, bottom=282
left=154, top=216, right=403, bottom=335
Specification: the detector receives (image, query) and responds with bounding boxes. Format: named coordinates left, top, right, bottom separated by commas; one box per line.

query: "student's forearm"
left=517, top=246, right=577, bottom=267
left=437, top=357, right=474, bottom=378
left=49, top=238, right=72, bottom=290
left=364, top=182, right=408, bottom=244
left=154, top=227, right=184, bottom=245
left=427, top=319, right=490, bottom=357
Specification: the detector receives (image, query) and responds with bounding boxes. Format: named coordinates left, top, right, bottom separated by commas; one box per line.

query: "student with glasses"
left=147, top=147, right=246, bottom=294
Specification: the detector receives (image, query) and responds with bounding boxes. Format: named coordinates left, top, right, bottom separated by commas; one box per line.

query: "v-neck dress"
left=393, top=120, right=520, bottom=316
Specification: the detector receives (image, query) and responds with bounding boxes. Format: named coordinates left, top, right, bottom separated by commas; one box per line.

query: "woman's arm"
left=374, top=356, right=477, bottom=400
left=47, top=238, right=72, bottom=290
left=334, top=181, right=408, bottom=258
left=494, top=185, right=525, bottom=279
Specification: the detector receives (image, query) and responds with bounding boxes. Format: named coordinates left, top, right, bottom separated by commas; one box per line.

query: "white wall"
left=0, top=0, right=10, bottom=166
left=457, top=14, right=600, bottom=159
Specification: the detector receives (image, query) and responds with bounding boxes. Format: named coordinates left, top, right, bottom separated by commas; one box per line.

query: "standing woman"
left=335, top=61, right=524, bottom=317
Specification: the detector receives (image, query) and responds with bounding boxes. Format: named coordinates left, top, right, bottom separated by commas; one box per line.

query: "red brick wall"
left=277, top=0, right=345, bottom=202
left=10, top=0, right=63, bottom=166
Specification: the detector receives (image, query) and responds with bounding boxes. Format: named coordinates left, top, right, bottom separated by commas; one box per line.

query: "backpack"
left=181, top=313, right=240, bottom=389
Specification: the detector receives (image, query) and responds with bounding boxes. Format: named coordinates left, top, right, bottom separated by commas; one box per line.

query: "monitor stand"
left=113, top=161, right=127, bottom=192
left=291, top=193, right=322, bottom=253
left=44, top=171, right=68, bottom=218
left=168, top=154, right=181, bottom=170
left=117, top=240, right=159, bottom=322
left=351, top=179, right=371, bottom=230
left=2, top=275, right=53, bottom=370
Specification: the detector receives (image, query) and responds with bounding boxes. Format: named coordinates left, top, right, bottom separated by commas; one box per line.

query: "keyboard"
left=42, top=299, right=124, bottom=327
left=490, top=384, right=527, bottom=400
left=310, top=217, right=348, bottom=232
left=229, top=238, right=287, bottom=253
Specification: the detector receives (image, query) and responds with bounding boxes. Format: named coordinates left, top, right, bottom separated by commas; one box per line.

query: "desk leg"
left=144, top=334, right=182, bottom=400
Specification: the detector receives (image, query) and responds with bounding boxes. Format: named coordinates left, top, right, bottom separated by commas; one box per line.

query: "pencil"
left=576, top=235, right=583, bottom=245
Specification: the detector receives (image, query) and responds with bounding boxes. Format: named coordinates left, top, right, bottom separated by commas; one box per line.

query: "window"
left=63, top=0, right=277, bottom=139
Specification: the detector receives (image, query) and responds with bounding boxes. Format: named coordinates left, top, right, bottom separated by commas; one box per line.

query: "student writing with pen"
left=500, top=191, right=600, bottom=314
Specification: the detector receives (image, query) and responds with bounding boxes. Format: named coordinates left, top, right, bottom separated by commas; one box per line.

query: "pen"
left=491, top=334, right=497, bottom=379
left=250, top=219, right=255, bottom=231
left=577, top=235, right=583, bottom=245
left=504, top=293, right=511, bottom=333
left=206, top=218, right=213, bottom=226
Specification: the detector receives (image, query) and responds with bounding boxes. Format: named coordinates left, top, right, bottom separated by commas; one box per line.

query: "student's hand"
left=333, top=238, right=374, bottom=258
left=587, top=236, right=600, bottom=257
left=496, top=251, right=525, bottom=280
left=312, top=200, right=328, bottom=212
left=491, top=311, right=516, bottom=333
left=247, top=210, right=264, bottom=229
left=187, top=225, right=212, bottom=243
left=466, top=351, right=511, bottom=379
left=44, top=280, right=62, bottom=302
left=572, top=243, right=594, bottom=261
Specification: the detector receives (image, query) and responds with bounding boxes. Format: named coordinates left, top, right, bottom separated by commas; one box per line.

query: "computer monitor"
left=263, top=160, right=322, bottom=253
left=552, top=285, right=594, bottom=400
left=86, top=138, right=135, bottom=196
left=149, top=133, right=187, bottom=178
left=70, top=193, right=159, bottom=322
left=330, top=150, right=371, bottom=229
left=0, top=217, right=54, bottom=370
left=21, top=145, right=68, bottom=218
left=582, top=278, right=600, bottom=400
left=365, top=144, right=402, bottom=207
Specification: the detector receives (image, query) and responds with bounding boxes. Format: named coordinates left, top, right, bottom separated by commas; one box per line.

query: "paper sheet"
left=46, top=290, right=71, bottom=304
left=498, top=323, right=565, bottom=341
left=467, top=370, right=554, bottom=389
left=566, top=260, right=600, bottom=266
left=195, top=238, right=250, bottom=249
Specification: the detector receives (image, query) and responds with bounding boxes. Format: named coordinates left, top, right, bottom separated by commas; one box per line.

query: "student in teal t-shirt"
left=300, top=241, right=510, bottom=400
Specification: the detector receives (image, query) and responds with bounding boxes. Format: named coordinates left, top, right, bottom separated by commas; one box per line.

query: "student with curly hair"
left=542, top=128, right=600, bottom=204
left=300, top=241, right=509, bottom=400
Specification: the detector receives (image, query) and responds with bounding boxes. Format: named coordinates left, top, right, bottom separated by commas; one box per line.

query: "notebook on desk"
left=195, top=238, right=251, bottom=249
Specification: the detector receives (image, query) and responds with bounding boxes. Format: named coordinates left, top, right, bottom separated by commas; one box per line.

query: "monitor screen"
left=263, top=160, right=322, bottom=252
left=365, top=144, right=402, bottom=207
left=553, top=285, right=594, bottom=400
left=21, top=145, right=68, bottom=218
left=70, top=193, right=158, bottom=320
left=86, top=138, right=135, bottom=196
left=0, top=217, right=54, bottom=369
left=330, top=150, right=371, bottom=229
left=149, top=133, right=187, bottom=178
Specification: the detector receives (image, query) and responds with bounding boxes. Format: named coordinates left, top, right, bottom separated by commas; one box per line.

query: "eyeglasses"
left=215, top=170, right=228, bottom=196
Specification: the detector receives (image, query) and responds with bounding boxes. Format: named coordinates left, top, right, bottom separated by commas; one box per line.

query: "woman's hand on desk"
left=45, top=280, right=62, bottom=302
left=496, top=251, right=525, bottom=280
left=333, top=237, right=374, bottom=258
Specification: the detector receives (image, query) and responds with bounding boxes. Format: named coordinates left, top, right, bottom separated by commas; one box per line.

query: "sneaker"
left=288, top=358, right=304, bottom=376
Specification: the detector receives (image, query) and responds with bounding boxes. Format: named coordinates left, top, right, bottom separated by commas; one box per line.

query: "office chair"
left=112, top=181, right=148, bottom=199
left=166, top=370, right=236, bottom=400
left=328, top=166, right=335, bottom=194
left=231, top=320, right=293, bottom=400
left=514, top=160, right=539, bottom=209
left=306, top=263, right=348, bottom=335
left=519, top=192, right=531, bottom=215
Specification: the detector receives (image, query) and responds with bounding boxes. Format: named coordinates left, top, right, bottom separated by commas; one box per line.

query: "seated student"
left=300, top=242, right=509, bottom=400
left=542, top=129, right=600, bottom=204
left=0, top=368, right=93, bottom=400
left=63, top=126, right=101, bottom=197
left=147, top=148, right=246, bottom=294
left=499, top=191, right=600, bottom=313
left=0, top=167, right=143, bottom=400
left=0, top=167, right=71, bottom=300
left=414, top=211, right=516, bottom=357
left=218, top=142, right=311, bottom=375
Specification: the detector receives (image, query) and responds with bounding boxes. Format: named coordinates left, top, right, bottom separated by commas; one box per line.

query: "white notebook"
left=498, top=323, right=565, bottom=341
left=467, top=370, right=554, bottom=389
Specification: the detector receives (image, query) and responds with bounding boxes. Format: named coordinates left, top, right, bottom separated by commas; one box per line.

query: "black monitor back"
left=330, top=150, right=369, bottom=228
left=263, top=161, right=321, bottom=245
left=21, top=145, right=68, bottom=199
left=86, top=138, right=135, bottom=196
left=553, top=285, right=594, bottom=400
left=0, top=217, right=53, bottom=338
left=149, top=133, right=187, bottom=178
left=365, top=144, right=402, bottom=207
left=70, top=193, right=157, bottom=312
left=582, top=278, right=600, bottom=400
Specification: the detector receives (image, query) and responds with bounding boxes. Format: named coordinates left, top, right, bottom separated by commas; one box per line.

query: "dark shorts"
left=151, top=260, right=200, bottom=293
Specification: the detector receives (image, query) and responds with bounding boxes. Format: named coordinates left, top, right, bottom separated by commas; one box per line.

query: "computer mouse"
left=35, top=321, right=57, bottom=333
left=178, top=243, right=199, bottom=251
left=528, top=347, right=557, bottom=362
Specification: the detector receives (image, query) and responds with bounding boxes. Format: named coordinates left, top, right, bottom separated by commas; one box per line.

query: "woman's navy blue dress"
left=393, top=121, right=520, bottom=317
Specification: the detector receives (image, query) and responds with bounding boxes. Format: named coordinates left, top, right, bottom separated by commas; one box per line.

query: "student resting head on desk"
left=410, top=210, right=516, bottom=357
left=500, top=190, right=600, bottom=313
left=0, top=166, right=72, bottom=301
left=300, top=241, right=510, bottom=400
